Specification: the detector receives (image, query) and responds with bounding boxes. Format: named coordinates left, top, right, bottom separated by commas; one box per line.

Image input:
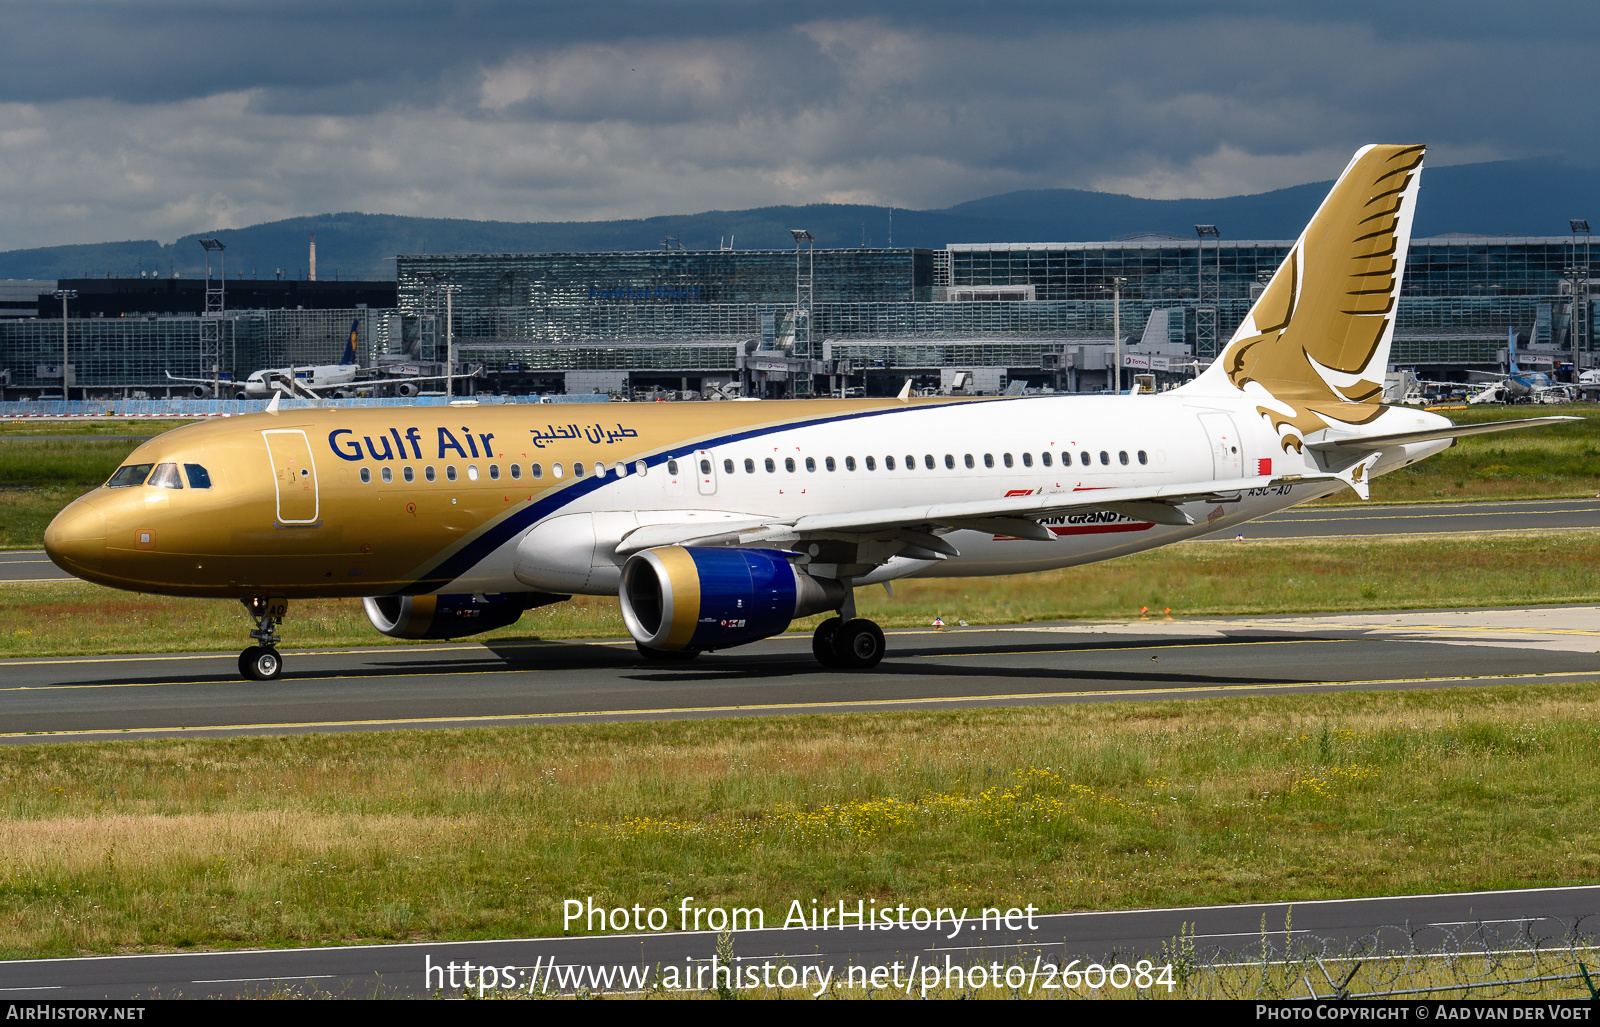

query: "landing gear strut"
left=239, top=596, right=287, bottom=681
left=810, top=587, right=886, bottom=670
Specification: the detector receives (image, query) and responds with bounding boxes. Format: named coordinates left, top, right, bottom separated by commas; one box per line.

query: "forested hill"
left=1, top=156, right=1592, bottom=282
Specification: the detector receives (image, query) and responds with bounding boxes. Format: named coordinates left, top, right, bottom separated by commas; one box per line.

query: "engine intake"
left=363, top=592, right=567, bottom=640
left=620, top=546, right=843, bottom=652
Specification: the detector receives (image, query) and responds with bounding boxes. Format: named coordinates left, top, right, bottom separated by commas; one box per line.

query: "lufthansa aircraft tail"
left=340, top=319, right=360, bottom=366
left=1183, top=144, right=1426, bottom=455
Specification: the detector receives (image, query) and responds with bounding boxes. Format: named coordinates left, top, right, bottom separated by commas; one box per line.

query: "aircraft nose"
left=44, top=499, right=107, bottom=574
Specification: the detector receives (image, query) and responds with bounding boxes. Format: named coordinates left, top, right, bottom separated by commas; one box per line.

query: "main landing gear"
left=811, top=588, right=886, bottom=670
left=238, top=596, right=287, bottom=681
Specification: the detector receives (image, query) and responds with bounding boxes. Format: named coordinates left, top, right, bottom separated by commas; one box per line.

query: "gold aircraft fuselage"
left=43, top=398, right=937, bottom=599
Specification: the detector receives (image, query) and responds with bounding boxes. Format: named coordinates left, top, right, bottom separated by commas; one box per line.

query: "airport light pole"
left=1102, top=277, right=1127, bottom=394
left=440, top=284, right=461, bottom=399
left=1571, top=219, right=1590, bottom=378
left=53, top=289, right=76, bottom=401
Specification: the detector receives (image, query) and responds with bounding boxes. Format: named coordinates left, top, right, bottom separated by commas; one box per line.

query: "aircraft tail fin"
left=341, top=320, right=359, bottom=366
left=1183, top=144, right=1425, bottom=454
left=1507, top=325, right=1521, bottom=374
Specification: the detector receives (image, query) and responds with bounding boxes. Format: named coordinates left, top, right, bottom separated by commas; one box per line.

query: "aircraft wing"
left=614, top=473, right=1329, bottom=558
left=164, top=371, right=234, bottom=385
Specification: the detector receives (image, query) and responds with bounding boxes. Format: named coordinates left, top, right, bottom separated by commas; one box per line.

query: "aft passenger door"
left=1196, top=412, right=1242, bottom=481
left=262, top=429, right=320, bottom=524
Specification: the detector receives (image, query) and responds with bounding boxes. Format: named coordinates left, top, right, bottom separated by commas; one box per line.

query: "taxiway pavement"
left=2, top=885, right=1595, bottom=998
left=3, top=606, right=1598, bottom=743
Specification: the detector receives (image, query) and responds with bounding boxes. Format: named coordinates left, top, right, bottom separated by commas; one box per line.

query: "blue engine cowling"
left=363, top=592, right=567, bottom=640
left=619, top=546, right=843, bottom=652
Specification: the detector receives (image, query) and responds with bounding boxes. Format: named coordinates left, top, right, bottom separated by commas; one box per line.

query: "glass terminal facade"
left=1, top=238, right=1590, bottom=397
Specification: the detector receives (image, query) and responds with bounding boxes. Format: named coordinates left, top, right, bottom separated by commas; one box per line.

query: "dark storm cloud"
left=0, top=1, right=1594, bottom=249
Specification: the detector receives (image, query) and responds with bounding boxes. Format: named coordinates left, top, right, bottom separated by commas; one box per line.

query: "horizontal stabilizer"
left=1307, top=416, right=1579, bottom=452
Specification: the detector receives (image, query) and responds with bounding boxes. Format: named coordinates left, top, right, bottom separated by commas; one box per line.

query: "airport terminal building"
left=0, top=236, right=1592, bottom=398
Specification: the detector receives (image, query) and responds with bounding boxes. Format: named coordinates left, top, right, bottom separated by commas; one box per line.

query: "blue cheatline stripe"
left=401, top=398, right=995, bottom=592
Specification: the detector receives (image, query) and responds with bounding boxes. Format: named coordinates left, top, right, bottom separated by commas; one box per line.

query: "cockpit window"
left=148, top=463, right=184, bottom=489
left=106, top=464, right=153, bottom=488
left=184, top=463, right=212, bottom=489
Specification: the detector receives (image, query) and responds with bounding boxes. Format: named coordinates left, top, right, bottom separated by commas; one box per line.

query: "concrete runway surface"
left=2, top=605, right=1598, bottom=743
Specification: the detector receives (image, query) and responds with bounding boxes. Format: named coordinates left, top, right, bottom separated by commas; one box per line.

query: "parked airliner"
left=45, top=145, right=1572, bottom=680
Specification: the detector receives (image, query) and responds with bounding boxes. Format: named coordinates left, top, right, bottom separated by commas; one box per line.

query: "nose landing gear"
left=239, top=596, right=287, bottom=681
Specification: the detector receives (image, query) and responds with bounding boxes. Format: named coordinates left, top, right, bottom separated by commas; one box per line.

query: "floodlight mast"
left=1571, top=219, right=1590, bottom=376
left=1195, top=224, right=1221, bottom=361
left=198, top=238, right=226, bottom=399
left=52, top=289, right=76, bottom=401
left=440, top=284, right=462, bottom=399
left=791, top=229, right=814, bottom=367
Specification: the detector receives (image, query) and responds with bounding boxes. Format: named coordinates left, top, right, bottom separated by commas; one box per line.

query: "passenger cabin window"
left=1080, top=452, right=1090, bottom=466
left=865, top=456, right=876, bottom=471
left=107, top=464, right=153, bottom=488
left=724, top=459, right=735, bottom=474
left=1138, top=450, right=1148, bottom=465
left=983, top=454, right=994, bottom=468
left=785, top=457, right=796, bottom=472
left=425, top=466, right=437, bottom=482
left=359, top=467, right=371, bottom=484
left=445, top=465, right=458, bottom=482
left=924, top=454, right=935, bottom=469
left=745, top=458, right=756, bottom=473
left=531, top=463, right=543, bottom=479
left=765, top=458, right=776, bottom=473
left=825, top=456, right=836, bottom=471
left=845, top=456, right=856, bottom=471
left=183, top=464, right=212, bottom=489
left=1099, top=451, right=1110, bottom=465
left=404, top=466, right=416, bottom=483
left=574, top=462, right=586, bottom=477
left=886, top=455, right=896, bottom=470
left=468, top=465, right=480, bottom=481
left=805, top=457, right=816, bottom=472
left=1022, top=453, right=1033, bottom=468
left=634, top=460, right=647, bottom=476
left=964, top=454, right=975, bottom=469
left=488, top=465, right=499, bottom=480
left=381, top=467, right=393, bottom=483
left=943, top=454, right=954, bottom=469
left=1003, top=453, right=1013, bottom=468
left=700, top=459, right=711, bottom=475
left=510, top=463, right=521, bottom=479
left=1119, top=451, right=1129, bottom=465
left=148, top=463, right=183, bottom=489
left=552, top=463, right=564, bottom=479
left=667, top=459, right=679, bottom=476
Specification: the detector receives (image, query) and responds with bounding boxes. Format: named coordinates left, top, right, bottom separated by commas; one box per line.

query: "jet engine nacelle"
left=396, top=382, right=419, bottom=398
left=362, top=592, right=566, bottom=640
left=619, top=546, right=844, bottom=652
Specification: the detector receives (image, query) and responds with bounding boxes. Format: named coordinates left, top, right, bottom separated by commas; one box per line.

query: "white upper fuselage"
left=457, top=391, right=1454, bottom=596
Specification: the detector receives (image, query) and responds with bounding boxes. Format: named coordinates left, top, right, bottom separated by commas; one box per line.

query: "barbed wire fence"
left=1161, top=913, right=1600, bottom=1000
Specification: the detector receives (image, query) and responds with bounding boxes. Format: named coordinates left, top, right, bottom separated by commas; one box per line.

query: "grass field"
left=1, top=408, right=1597, bottom=549
left=4, top=530, right=1599, bottom=658
left=2, top=683, right=1598, bottom=959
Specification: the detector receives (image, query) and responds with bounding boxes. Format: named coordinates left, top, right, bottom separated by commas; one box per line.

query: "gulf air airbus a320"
left=44, top=145, right=1573, bottom=681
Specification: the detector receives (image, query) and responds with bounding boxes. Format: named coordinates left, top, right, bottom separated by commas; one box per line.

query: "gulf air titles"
left=46, top=145, right=1573, bottom=680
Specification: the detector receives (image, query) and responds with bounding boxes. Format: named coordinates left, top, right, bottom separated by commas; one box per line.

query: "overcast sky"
left=0, top=1, right=1594, bottom=249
